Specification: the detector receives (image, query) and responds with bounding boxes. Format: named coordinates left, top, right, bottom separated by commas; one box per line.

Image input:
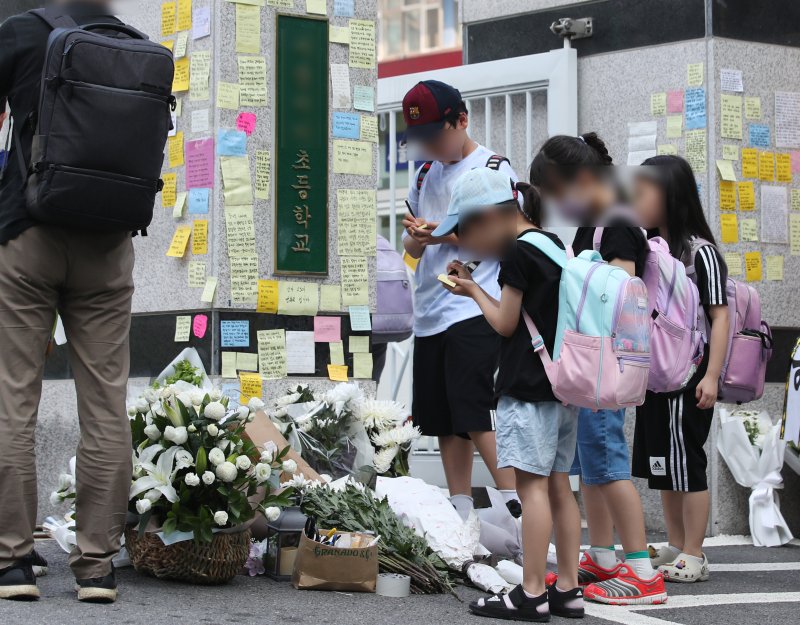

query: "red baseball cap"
left=402, top=80, right=464, bottom=141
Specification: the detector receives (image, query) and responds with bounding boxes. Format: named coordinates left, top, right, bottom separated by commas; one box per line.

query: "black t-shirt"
left=495, top=229, right=564, bottom=403
left=0, top=6, right=121, bottom=244
left=572, top=218, right=649, bottom=277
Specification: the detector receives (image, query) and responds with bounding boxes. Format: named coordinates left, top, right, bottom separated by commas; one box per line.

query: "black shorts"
left=412, top=316, right=501, bottom=437
left=632, top=388, right=714, bottom=492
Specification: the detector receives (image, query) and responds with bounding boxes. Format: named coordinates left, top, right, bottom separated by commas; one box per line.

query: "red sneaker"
left=545, top=551, right=622, bottom=588
left=583, top=564, right=668, bottom=606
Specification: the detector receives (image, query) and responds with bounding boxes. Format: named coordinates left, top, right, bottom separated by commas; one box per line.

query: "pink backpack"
left=594, top=228, right=704, bottom=393
left=687, top=238, right=773, bottom=404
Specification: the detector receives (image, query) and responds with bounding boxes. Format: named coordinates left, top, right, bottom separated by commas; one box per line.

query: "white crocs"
left=658, top=552, right=709, bottom=583
left=648, top=544, right=679, bottom=567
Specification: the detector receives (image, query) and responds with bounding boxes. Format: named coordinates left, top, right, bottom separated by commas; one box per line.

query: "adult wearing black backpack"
left=0, top=0, right=173, bottom=603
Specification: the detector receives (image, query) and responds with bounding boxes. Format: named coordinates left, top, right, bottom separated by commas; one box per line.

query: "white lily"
left=129, top=446, right=181, bottom=503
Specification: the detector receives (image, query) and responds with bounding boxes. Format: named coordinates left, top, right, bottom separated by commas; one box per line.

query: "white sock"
left=499, top=489, right=519, bottom=503
left=450, top=494, right=474, bottom=521
left=660, top=544, right=682, bottom=559
left=626, top=556, right=656, bottom=578
left=588, top=547, right=617, bottom=569
left=685, top=553, right=704, bottom=565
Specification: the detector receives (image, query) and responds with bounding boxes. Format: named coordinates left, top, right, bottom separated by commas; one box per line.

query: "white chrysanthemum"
left=319, top=473, right=333, bottom=483
left=263, top=506, right=281, bottom=522
left=213, top=511, right=229, bottom=526
left=49, top=491, right=62, bottom=506
left=143, top=388, right=158, bottom=404
left=208, top=447, right=226, bottom=466
left=371, top=423, right=421, bottom=449
left=152, top=401, right=166, bottom=417
left=57, top=472, right=75, bottom=492
left=144, top=488, right=161, bottom=502
left=323, top=382, right=363, bottom=407
left=284, top=473, right=311, bottom=490
left=248, top=397, right=265, bottom=412
left=127, top=405, right=138, bottom=417
left=135, top=498, right=152, bottom=514
left=236, top=406, right=250, bottom=422
left=235, top=455, right=251, bottom=471
left=177, top=392, right=193, bottom=407
left=355, top=399, right=409, bottom=430
left=373, top=446, right=400, bottom=474
left=215, top=461, right=238, bottom=482
left=143, top=424, right=161, bottom=441
left=202, top=471, right=215, bottom=485
left=135, top=397, right=150, bottom=413
left=282, top=459, right=297, bottom=474
left=160, top=386, right=175, bottom=400
left=204, top=401, right=226, bottom=421
left=175, top=449, right=194, bottom=470
left=188, top=424, right=197, bottom=433
left=276, top=392, right=301, bottom=407
left=184, top=473, right=200, bottom=487
left=190, top=390, right=205, bottom=406
left=207, top=424, right=219, bottom=437
left=164, top=425, right=188, bottom=445
left=254, top=463, right=271, bottom=483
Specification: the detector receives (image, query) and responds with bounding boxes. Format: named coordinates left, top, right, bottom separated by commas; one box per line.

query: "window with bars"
left=378, top=0, right=461, bottom=61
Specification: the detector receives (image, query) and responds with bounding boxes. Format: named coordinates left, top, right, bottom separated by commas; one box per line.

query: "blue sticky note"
left=332, top=112, right=361, bottom=140
left=348, top=306, right=372, bottom=332
left=334, top=0, right=355, bottom=17
left=188, top=188, right=210, bottom=214
left=220, top=320, right=250, bottom=348
left=216, top=129, right=247, bottom=156
left=749, top=124, right=770, bottom=148
left=684, top=88, right=706, bottom=130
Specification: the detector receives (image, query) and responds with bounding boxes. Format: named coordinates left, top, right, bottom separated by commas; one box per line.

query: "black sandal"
left=469, top=584, right=550, bottom=622
left=548, top=585, right=585, bottom=619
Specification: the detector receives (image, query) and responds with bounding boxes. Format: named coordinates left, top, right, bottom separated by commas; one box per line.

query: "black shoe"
left=75, top=565, right=117, bottom=603
left=0, top=560, right=39, bottom=600
left=547, top=584, right=585, bottom=619
left=505, top=499, right=523, bottom=519
left=25, top=549, right=48, bottom=577
left=469, top=585, right=550, bottom=622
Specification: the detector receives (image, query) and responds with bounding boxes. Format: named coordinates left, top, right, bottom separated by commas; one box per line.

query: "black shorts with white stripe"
left=632, top=351, right=714, bottom=492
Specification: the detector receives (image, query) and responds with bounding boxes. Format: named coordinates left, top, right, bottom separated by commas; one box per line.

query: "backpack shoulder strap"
left=486, top=154, right=510, bottom=170
left=519, top=231, right=567, bottom=269
left=28, top=7, right=79, bottom=31
left=684, top=237, right=714, bottom=276
left=415, top=161, right=434, bottom=191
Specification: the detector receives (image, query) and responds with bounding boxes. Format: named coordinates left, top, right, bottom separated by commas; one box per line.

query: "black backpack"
left=17, top=8, right=175, bottom=233
left=415, top=153, right=511, bottom=191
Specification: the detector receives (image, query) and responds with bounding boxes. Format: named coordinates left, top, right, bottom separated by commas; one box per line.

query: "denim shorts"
left=496, top=396, right=578, bottom=476
left=570, top=408, right=632, bottom=484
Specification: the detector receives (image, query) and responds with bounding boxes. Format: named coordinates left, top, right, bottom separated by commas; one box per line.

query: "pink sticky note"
left=313, top=316, right=341, bottom=343
left=185, top=138, right=215, bottom=189
left=236, top=112, right=257, bottom=136
left=193, top=314, right=208, bottom=339
left=667, top=90, right=684, bottom=113
left=791, top=151, right=800, bottom=174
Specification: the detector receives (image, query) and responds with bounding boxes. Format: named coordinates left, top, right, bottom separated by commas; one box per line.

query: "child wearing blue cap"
left=440, top=167, right=583, bottom=622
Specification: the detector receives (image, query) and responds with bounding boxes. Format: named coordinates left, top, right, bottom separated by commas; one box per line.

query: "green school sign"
left=274, top=15, right=329, bottom=275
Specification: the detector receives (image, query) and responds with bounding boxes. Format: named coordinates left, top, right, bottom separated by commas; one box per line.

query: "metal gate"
left=376, top=46, right=578, bottom=485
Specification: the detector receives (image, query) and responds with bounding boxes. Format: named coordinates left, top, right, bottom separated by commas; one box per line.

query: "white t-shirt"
left=405, top=144, right=520, bottom=337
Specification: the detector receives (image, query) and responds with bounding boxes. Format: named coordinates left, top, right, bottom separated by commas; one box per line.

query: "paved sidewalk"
left=2, top=538, right=798, bottom=625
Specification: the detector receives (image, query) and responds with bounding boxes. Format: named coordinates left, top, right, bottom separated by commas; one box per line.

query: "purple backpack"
left=687, top=238, right=773, bottom=403
left=373, top=236, right=413, bottom=342
left=593, top=228, right=704, bottom=393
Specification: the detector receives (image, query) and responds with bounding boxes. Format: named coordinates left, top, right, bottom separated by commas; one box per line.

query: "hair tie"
left=577, top=135, right=587, bottom=144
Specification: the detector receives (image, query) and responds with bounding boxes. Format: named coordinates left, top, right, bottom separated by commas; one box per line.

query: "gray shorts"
left=496, top=396, right=578, bottom=476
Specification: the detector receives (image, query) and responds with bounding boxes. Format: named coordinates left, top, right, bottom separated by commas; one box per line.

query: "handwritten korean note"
left=684, top=88, right=706, bottom=130
left=278, top=281, right=319, bottom=316
left=332, top=112, right=361, bottom=140
left=193, top=314, right=208, bottom=339
left=174, top=315, right=191, bottom=342
left=360, top=115, right=378, bottom=143
left=334, top=0, right=355, bottom=16
left=716, top=160, right=737, bottom=182
left=719, top=181, right=736, bottom=210
left=173, top=57, right=190, bottom=92
left=162, top=173, right=177, bottom=208
left=258, top=330, right=287, bottom=379
left=744, top=252, right=762, bottom=282
left=353, top=85, right=375, bottom=112
left=238, top=56, right=268, bottom=107
left=720, top=94, right=742, bottom=140
left=192, top=219, right=208, bottom=255
left=237, top=352, right=258, bottom=372
left=168, top=132, right=184, bottom=168
left=777, top=153, right=792, bottom=183
left=791, top=214, right=800, bottom=256
left=186, top=138, right=215, bottom=188
left=331, top=63, right=352, bottom=109
left=217, top=82, right=240, bottom=110
left=719, top=68, right=743, bottom=92
left=177, top=0, right=192, bottom=31
left=650, top=92, right=666, bottom=116
left=221, top=352, right=237, bottom=378
left=225, top=204, right=257, bottom=254
left=338, top=189, right=377, bottom=256
left=722, top=144, right=739, bottom=161
left=723, top=252, right=742, bottom=276
left=666, top=90, right=683, bottom=113
left=745, top=96, right=761, bottom=120
left=320, top=284, right=341, bottom=312
left=188, top=261, right=206, bottom=288
left=333, top=140, right=373, bottom=176
left=236, top=3, right=261, bottom=54
left=256, top=279, right=279, bottom=314
left=314, top=317, right=341, bottom=343
left=327, top=364, right=349, bottom=382
left=766, top=255, right=784, bottom=281
left=750, top=124, right=770, bottom=148
left=189, top=51, right=211, bottom=101
left=236, top=112, right=257, bottom=136
left=349, top=335, right=370, bottom=353
left=161, top=1, right=176, bottom=37
left=239, top=372, right=263, bottom=404
left=352, top=353, right=373, bottom=379
left=201, top=276, right=218, bottom=304
left=348, top=305, right=371, bottom=331
left=792, top=189, right=800, bottom=211
left=759, top=151, right=775, bottom=182
left=329, top=341, right=345, bottom=365
left=761, top=185, right=788, bottom=244
left=341, top=256, right=369, bottom=306
left=720, top=213, right=738, bottom=244
left=666, top=115, right=683, bottom=139
left=221, top=320, right=250, bottom=348
left=740, top=218, right=758, bottom=242
left=738, top=181, right=755, bottom=211
left=657, top=144, right=677, bottom=156
left=173, top=191, right=187, bottom=218
left=687, top=62, right=703, bottom=86
left=230, top=254, right=259, bottom=304
left=684, top=129, right=707, bottom=173
left=221, top=156, right=253, bottom=205
left=255, top=150, right=271, bottom=200
left=193, top=5, right=210, bottom=39
left=742, top=148, right=758, bottom=178
left=286, top=331, right=316, bottom=374
left=167, top=226, right=192, bottom=257
left=329, top=25, right=350, bottom=44
left=189, top=188, right=209, bottom=214
left=775, top=91, right=800, bottom=149
left=349, top=20, right=376, bottom=69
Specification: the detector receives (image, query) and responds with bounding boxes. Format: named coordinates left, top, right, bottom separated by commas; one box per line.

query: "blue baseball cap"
left=431, top=167, right=518, bottom=237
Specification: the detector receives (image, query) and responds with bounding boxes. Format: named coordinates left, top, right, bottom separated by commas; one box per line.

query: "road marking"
left=711, top=562, right=800, bottom=572
left=585, top=603, right=680, bottom=625
left=581, top=535, right=759, bottom=551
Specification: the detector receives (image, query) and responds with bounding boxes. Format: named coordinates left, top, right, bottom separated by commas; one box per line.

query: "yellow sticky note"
left=162, top=172, right=177, bottom=208
left=651, top=92, right=666, bottom=116
left=740, top=218, right=758, bottom=242
left=352, top=352, right=373, bottom=379
left=360, top=115, right=379, bottom=143
left=791, top=213, right=800, bottom=255
left=721, top=213, right=738, bottom=243
left=191, top=219, right=208, bottom=255
left=174, top=315, right=191, bottom=342
left=719, top=181, right=737, bottom=210
left=759, top=151, right=775, bottom=182
left=341, top=256, right=369, bottom=306
left=256, top=279, right=279, bottom=314
left=162, top=40, right=174, bottom=52
left=722, top=145, right=739, bottom=161
left=257, top=329, right=287, bottom=379
left=320, top=285, right=341, bottom=311
left=333, top=140, right=373, bottom=176
left=237, top=352, right=258, bottom=372
left=277, top=281, right=319, bottom=316
left=230, top=254, right=259, bottom=304
left=777, top=153, right=792, bottom=182
left=238, top=56, right=268, bottom=107
left=329, top=341, right=345, bottom=365
left=188, top=261, right=205, bottom=288
left=236, top=3, right=261, bottom=53
left=221, top=352, right=237, bottom=378
left=349, top=19, right=376, bottom=69
left=200, top=276, right=218, bottom=303
left=791, top=189, right=800, bottom=211
left=161, top=1, right=176, bottom=36
left=239, top=372, right=263, bottom=404
left=327, top=364, right=349, bottom=382
left=741, top=148, right=758, bottom=178
left=738, top=182, right=756, bottom=211
left=330, top=25, right=350, bottom=45
left=745, top=96, right=761, bottom=120
left=190, top=51, right=211, bottom=101
left=173, top=56, right=190, bottom=92
left=349, top=335, right=370, bottom=353
left=723, top=252, right=742, bottom=276
left=177, top=0, right=192, bottom=31
left=720, top=94, right=742, bottom=140
left=766, top=255, right=784, bottom=281
left=220, top=156, right=253, bottom=205
left=255, top=150, right=271, bottom=200
left=306, top=0, right=327, bottom=14
left=687, top=62, right=703, bottom=86
left=337, top=189, right=377, bottom=256
left=716, top=160, right=737, bottom=182
left=174, top=32, right=189, bottom=58
left=167, top=225, right=192, bottom=257
left=168, top=132, right=184, bottom=168
left=667, top=115, right=683, bottom=139
left=685, top=129, right=707, bottom=174
left=657, top=144, right=677, bottom=156
left=173, top=191, right=187, bottom=219
left=217, top=82, right=240, bottom=110
left=744, top=251, right=762, bottom=282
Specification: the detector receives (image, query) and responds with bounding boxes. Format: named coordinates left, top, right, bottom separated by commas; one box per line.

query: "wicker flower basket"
left=124, top=525, right=251, bottom=585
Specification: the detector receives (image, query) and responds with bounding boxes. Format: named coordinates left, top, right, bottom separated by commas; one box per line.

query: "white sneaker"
left=659, top=552, right=710, bottom=583
left=648, top=545, right=679, bottom=567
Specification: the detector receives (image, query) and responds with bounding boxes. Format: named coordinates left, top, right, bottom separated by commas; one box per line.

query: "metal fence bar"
left=526, top=90, right=533, bottom=166
left=484, top=96, right=492, bottom=151
left=505, top=93, right=512, bottom=160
